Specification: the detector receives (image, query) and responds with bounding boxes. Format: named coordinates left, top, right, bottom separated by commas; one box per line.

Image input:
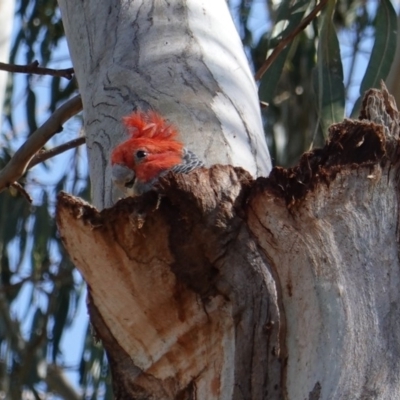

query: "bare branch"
left=27, top=137, right=86, bottom=169
left=254, top=0, right=329, bottom=81
left=0, top=95, right=83, bottom=193
left=0, top=60, right=75, bottom=80
left=45, top=364, right=81, bottom=400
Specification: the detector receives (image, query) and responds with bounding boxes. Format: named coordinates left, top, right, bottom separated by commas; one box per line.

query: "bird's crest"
left=111, top=110, right=202, bottom=193
left=123, top=111, right=179, bottom=142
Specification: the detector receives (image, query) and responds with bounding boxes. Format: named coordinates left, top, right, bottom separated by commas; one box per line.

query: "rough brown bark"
left=57, top=84, right=400, bottom=399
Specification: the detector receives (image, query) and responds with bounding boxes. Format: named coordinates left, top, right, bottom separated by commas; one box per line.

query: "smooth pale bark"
left=0, top=0, right=15, bottom=121
left=57, top=0, right=271, bottom=209
left=57, top=86, right=400, bottom=399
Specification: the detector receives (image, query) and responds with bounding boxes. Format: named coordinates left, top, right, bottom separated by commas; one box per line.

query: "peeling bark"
left=57, top=167, right=282, bottom=399
left=57, top=85, right=400, bottom=399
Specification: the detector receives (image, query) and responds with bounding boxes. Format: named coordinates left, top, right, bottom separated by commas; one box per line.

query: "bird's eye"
left=135, top=150, right=147, bottom=159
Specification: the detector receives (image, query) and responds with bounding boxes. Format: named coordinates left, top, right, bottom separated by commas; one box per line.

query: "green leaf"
left=258, top=45, right=292, bottom=104
left=52, top=284, right=71, bottom=361
left=313, top=0, right=345, bottom=135
left=50, top=77, right=61, bottom=113
left=1, top=249, right=11, bottom=288
left=9, top=30, right=25, bottom=64
left=350, top=0, right=397, bottom=117
left=257, top=0, right=310, bottom=103
left=27, top=86, right=38, bottom=134
left=26, top=308, right=46, bottom=385
left=40, top=27, right=53, bottom=66
left=29, top=308, right=45, bottom=341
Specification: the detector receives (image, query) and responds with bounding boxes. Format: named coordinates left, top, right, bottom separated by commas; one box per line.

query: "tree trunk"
left=57, top=0, right=400, bottom=398
left=57, top=84, right=400, bottom=399
left=57, top=0, right=271, bottom=209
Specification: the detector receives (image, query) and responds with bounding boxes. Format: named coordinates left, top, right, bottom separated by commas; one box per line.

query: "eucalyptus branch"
left=27, top=137, right=86, bottom=169
left=254, top=0, right=329, bottom=81
left=0, top=60, right=74, bottom=80
left=0, top=95, right=83, bottom=193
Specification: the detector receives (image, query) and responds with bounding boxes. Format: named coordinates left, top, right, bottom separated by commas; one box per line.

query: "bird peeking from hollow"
left=111, top=110, right=204, bottom=196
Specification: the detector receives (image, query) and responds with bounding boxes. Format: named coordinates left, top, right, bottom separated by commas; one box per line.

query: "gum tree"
left=55, top=0, right=400, bottom=399
left=1, top=0, right=398, bottom=398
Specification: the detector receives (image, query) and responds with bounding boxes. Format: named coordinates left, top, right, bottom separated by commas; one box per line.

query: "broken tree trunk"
left=57, top=86, right=400, bottom=399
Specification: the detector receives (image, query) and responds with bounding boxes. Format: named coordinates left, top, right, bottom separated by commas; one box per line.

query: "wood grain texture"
left=57, top=85, right=400, bottom=399
left=57, top=166, right=281, bottom=399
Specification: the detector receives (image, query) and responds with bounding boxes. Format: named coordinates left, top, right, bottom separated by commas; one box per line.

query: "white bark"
left=0, top=0, right=15, bottom=121
left=57, top=0, right=271, bottom=209
left=250, top=152, right=400, bottom=399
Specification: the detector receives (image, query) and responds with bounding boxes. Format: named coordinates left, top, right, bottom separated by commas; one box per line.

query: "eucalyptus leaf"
left=350, top=0, right=397, bottom=117
left=52, top=284, right=71, bottom=361
left=257, top=0, right=310, bottom=103
left=313, top=0, right=345, bottom=135
left=27, top=86, right=38, bottom=134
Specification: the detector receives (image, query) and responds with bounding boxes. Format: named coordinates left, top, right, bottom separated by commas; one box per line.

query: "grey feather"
left=170, top=148, right=204, bottom=174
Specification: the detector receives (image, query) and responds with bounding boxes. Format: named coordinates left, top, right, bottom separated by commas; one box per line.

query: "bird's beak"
left=111, top=164, right=135, bottom=190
